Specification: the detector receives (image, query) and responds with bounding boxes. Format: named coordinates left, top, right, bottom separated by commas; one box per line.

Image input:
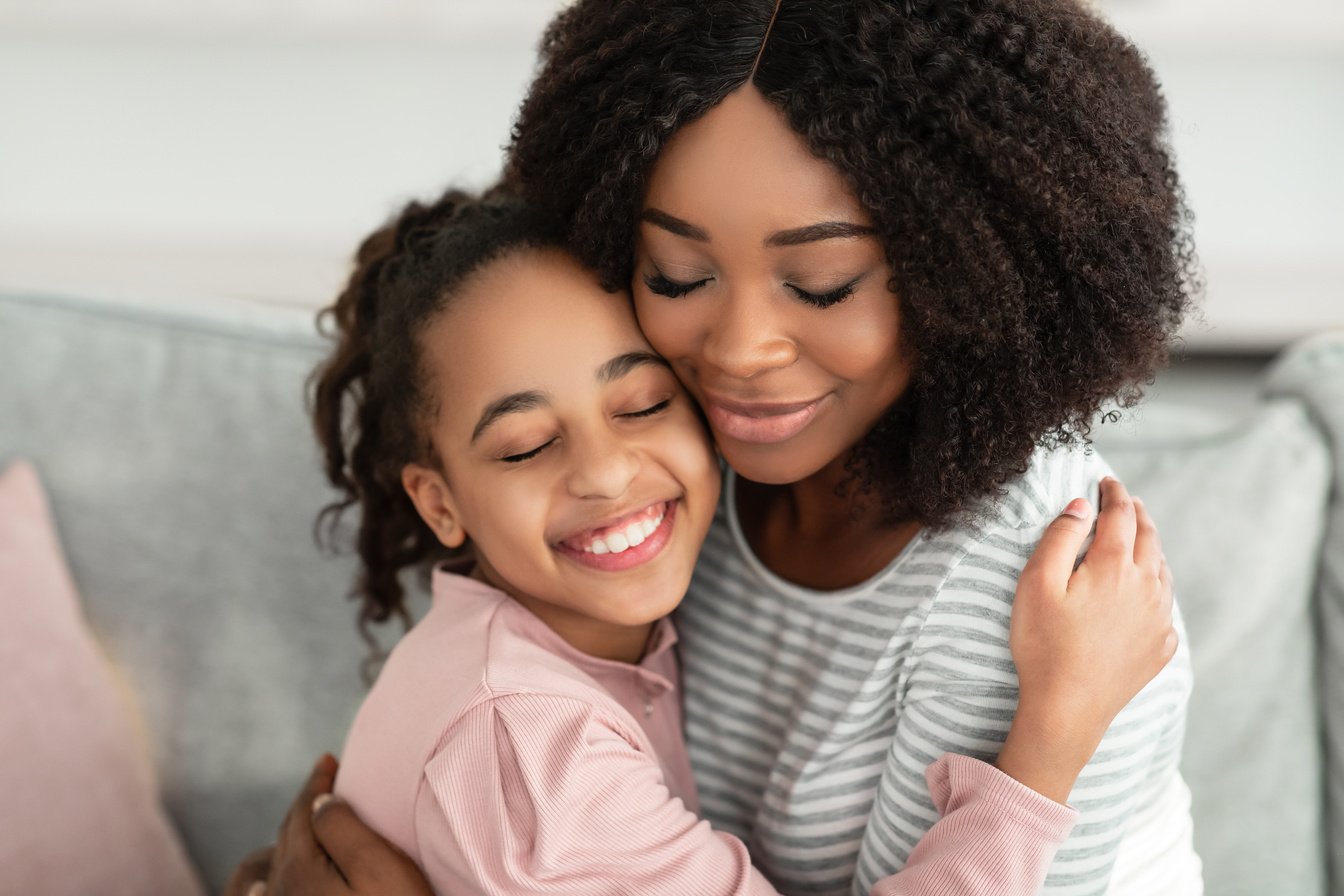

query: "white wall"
left=1, top=0, right=1340, bottom=348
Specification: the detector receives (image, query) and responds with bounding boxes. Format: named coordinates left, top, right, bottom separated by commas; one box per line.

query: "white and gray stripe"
left=677, top=445, right=1194, bottom=896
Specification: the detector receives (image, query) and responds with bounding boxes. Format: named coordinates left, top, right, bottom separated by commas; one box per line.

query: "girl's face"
left=633, top=86, right=914, bottom=487
left=402, top=248, right=720, bottom=656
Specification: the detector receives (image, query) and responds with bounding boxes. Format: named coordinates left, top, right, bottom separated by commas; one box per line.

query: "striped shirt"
left=677, top=445, right=1200, bottom=896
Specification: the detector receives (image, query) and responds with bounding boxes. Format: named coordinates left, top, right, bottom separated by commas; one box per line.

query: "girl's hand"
left=996, top=477, right=1177, bottom=803
left=229, top=754, right=436, bottom=896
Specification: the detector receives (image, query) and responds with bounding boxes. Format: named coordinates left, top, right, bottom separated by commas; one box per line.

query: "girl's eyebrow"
left=598, top=351, right=670, bottom=384
left=471, top=391, right=548, bottom=444
left=470, top=353, right=668, bottom=444
left=641, top=207, right=874, bottom=247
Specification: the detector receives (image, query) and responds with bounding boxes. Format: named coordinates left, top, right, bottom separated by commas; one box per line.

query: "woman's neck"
left=736, top=453, right=922, bottom=591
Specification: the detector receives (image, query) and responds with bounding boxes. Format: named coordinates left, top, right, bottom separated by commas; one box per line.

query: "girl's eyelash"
left=643, top=271, right=710, bottom=298
left=787, top=279, right=858, bottom=308
left=621, top=399, right=672, bottom=419
left=500, top=438, right=555, bottom=464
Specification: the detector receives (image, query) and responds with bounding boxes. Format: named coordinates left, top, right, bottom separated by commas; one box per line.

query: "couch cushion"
left=0, top=460, right=205, bottom=896
left=0, top=291, right=396, bottom=892
left=1263, top=333, right=1344, bottom=894
left=1095, top=391, right=1332, bottom=896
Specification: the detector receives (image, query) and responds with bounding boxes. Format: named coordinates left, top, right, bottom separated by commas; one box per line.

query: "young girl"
left=297, top=187, right=1177, bottom=896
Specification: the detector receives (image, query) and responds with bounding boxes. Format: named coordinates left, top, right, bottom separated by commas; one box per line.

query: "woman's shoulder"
left=969, top=442, right=1113, bottom=535
left=911, top=443, right=1112, bottom=594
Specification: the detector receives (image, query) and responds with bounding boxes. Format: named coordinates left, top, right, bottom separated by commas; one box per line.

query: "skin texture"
left=400, top=247, right=720, bottom=663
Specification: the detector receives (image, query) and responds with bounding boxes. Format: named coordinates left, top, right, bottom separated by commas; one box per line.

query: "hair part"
left=507, top=0, right=1199, bottom=528
left=309, top=186, right=567, bottom=658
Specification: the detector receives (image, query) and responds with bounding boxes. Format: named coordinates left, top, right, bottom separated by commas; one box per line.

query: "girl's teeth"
left=625, top=523, right=646, bottom=548
left=578, top=507, right=668, bottom=554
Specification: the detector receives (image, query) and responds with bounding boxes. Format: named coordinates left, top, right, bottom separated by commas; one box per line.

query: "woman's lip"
left=702, top=394, right=826, bottom=445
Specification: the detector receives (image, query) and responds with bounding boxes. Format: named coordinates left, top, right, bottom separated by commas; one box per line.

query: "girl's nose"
left=701, top=289, right=796, bottom=380
left=566, top=431, right=641, bottom=500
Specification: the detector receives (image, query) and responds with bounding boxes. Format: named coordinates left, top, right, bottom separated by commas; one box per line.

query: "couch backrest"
left=0, top=291, right=388, bottom=892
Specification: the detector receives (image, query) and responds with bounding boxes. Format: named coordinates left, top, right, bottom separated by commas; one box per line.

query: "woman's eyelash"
left=500, top=438, right=556, bottom=464
left=621, top=399, right=672, bottom=419
left=643, top=272, right=709, bottom=298
left=787, top=280, right=858, bottom=308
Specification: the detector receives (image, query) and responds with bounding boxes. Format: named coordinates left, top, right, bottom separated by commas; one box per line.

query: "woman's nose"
left=701, top=289, right=796, bottom=380
left=565, top=430, right=641, bottom=500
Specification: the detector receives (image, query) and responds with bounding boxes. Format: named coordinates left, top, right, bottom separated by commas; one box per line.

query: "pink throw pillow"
left=0, top=461, right=204, bottom=896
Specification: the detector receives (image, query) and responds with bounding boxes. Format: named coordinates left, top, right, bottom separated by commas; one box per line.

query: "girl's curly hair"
left=309, top=187, right=566, bottom=648
left=507, top=0, right=1200, bottom=527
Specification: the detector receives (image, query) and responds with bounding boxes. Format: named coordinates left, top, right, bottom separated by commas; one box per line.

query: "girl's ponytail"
left=308, top=185, right=566, bottom=670
left=309, top=189, right=473, bottom=655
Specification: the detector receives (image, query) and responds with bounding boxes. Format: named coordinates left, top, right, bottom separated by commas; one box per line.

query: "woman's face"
left=633, top=86, right=914, bottom=487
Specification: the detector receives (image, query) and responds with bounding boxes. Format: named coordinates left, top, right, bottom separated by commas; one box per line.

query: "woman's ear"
left=401, top=463, right=468, bottom=549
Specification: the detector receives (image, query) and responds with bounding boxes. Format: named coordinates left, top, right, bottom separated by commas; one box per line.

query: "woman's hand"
left=997, top=477, right=1177, bottom=803
left=224, top=754, right=435, bottom=896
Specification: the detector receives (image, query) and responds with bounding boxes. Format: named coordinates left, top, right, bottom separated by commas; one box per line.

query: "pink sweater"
left=336, top=567, right=1077, bottom=895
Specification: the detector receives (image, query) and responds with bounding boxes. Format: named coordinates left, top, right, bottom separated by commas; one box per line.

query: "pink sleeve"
left=869, top=753, right=1078, bottom=896
left=413, top=693, right=782, bottom=896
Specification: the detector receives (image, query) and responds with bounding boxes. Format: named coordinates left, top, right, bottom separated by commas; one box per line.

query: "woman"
left=234, top=1, right=1199, bottom=893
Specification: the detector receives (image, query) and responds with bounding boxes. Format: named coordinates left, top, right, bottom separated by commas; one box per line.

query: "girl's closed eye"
left=620, top=398, right=672, bottom=419
left=498, top=436, right=557, bottom=464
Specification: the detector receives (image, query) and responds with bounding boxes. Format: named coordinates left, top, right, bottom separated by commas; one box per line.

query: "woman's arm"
left=996, top=480, right=1176, bottom=803
left=856, top=478, right=1186, bottom=895
left=223, top=754, right=432, bottom=896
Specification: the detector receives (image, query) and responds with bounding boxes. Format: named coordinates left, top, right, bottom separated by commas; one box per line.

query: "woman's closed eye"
left=786, top=278, right=859, bottom=308
left=643, top=271, right=710, bottom=298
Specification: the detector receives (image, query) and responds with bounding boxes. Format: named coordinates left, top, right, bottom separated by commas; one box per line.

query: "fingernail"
left=1062, top=498, right=1091, bottom=519
left=312, top=792, right=336, bottom=816
left=247, top=883, right=267, bottom=896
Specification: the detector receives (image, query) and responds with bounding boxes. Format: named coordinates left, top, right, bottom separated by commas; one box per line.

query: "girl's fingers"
left=1158, top=556, right=1175, bottom=616
left=1091, top=477, right=1137, bottom=559
left=1020, top=497, right=1094, bottom=596
left=1131, top=496, right=1162, bottom=573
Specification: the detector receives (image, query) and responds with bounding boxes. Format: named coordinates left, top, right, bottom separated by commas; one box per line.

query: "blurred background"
left=0, top=0, right=1340, bottom=378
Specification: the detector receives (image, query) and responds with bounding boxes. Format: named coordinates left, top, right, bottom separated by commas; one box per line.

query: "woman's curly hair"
left=507, top=0, right=1200, bottom=527
left=309, top=187, right=566, bottom=649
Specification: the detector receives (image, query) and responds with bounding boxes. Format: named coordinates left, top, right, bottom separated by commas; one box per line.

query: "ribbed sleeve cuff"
left=926, top=752, right=1078, bottom=841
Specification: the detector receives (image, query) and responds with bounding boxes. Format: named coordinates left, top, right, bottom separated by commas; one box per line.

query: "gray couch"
left=2, top=289, right=1340, bottom=895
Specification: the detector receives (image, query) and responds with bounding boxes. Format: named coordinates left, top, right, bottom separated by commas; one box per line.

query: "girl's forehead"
left=423, top=250, right=652, bottom=400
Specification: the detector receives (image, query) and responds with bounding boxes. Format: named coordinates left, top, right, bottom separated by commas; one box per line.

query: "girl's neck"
left=469, top=563, right=654, bottom=665
left=735, top=452, right=922, bottom=591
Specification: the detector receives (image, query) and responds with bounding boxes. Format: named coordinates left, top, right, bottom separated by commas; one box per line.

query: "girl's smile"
left=400, top=246, right=721, bottom=662
left=555, top=498, right=677, bottom=571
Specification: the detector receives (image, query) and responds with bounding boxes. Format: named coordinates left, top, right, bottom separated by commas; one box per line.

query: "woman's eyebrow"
left=598, top=351, right=671, bottom=384
left=640, top=209, right=709, bottom=242
left=640, top=208, right=873, bottom=248
left=764, top=221, right=876, bottom=247
left=471, top=391, right=548, bottom=444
